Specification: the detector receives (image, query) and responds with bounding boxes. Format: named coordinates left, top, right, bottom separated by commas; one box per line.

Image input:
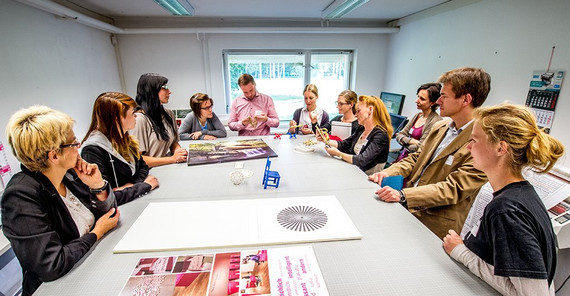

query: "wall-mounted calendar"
left=525, top=70, right=565, bottom=133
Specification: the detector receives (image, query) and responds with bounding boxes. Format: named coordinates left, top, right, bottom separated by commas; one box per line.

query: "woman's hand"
left=171, top=148, right=188, bottom=164
left=301, top=125, right=313, bottom=134
left=443, top=230, right=463, bottom=255
left=90, top=207, right=120, bottom=240
left=74, top=158, right=105, bottom=189
left=288, top=120, right=298, bottom=134
left=324, top=146, right=340, bottom=157
left=189, top=131, right=202, bottom=140
left=144, top=175, right=159, bottom=190
left=308, top=111, right=318, bottom=124
left=203, top=135, right=217, bottom=140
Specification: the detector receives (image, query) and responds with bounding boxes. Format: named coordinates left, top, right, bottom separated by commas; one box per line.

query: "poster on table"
left=119, top=245, right=329, bottom=296
left=187, top=138, right=277, bottom=166
left=113, top=196, right=361, bottom=253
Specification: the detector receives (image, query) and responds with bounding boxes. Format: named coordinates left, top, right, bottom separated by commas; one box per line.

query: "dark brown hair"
left=189, top=93, right=213, bottom=116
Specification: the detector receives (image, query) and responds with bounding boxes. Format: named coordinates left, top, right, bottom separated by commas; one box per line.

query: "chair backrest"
left=265, top=157, right=271, bottom=171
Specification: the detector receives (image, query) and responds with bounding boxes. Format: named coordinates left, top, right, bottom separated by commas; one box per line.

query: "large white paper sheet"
left=114, top=196, right=361, bottom=253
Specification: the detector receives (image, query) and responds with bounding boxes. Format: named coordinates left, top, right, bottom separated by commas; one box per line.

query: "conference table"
left=36, top=135, right=497, bottom=295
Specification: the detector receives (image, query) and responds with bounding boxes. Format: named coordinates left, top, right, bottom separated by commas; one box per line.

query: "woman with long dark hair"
left=130, top=73, right=188, bottom=167
left=82, top=92, right=159, bottom=205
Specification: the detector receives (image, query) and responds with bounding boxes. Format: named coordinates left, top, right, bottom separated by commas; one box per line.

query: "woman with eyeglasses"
left=288, top=84, right=329, bottom=134
left=130, top=73, right=188, bottom=167
left=1, top=105, right=119, bottom=295
left=316, top=95, right=392, bottom=174
left=442, top=104, right=563, bottom=295
left=314, top=90, right=359, bottom=136
left=81, top=92, right=159, bottom=205
left=178, top=93, right=227, bottom=140
left=394, top=83, right=442, bottom=161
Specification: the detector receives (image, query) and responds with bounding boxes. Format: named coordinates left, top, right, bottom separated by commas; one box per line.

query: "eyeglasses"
left=60, top=138, right=81, bottom=149
left=335, top=101, right=349, bottom=106
left=200, top=105, right=213, bottom=110
left=161, top=85, right=169, bottom=90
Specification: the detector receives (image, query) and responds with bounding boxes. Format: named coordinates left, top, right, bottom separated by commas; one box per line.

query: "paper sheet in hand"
left=113, top=195, right=361, bottom=253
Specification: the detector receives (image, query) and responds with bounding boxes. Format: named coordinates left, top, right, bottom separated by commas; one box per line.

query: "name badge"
left=470, top=220, right=481, bottom=237
left=445, top=155, right=454, bottom=165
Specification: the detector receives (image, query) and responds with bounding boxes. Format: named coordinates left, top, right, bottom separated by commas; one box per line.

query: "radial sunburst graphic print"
left=277, top=206, right=328, bottom=232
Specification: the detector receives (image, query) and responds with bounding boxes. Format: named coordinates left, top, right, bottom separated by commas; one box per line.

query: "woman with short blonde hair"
left=2, top=105, right=119, bottom=295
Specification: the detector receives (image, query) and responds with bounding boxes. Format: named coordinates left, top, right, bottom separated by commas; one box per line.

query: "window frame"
left=222, top=49, right=354, bottom=118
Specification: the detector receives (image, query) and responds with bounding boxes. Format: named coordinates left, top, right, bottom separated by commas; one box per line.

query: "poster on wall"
left=187, top=138, right=277, bottom=166
left=119, top=245, right=329, bottom=296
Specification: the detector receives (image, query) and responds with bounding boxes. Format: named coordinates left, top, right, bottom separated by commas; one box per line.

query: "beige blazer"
left=383, top=120, right=487, bottom=238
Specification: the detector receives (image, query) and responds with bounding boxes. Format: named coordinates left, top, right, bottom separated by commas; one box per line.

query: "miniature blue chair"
left=262, top=157, right=280, bottom=189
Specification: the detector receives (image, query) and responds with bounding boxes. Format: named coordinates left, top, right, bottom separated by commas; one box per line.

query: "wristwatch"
left=89, top=180, right=109, bottom=194
left=398, top=190, right=406, bottom=203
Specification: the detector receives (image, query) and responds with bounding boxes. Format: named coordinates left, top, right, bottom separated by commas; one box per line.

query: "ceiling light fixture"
left=154, top=0, right=195, bottom=16
left=322, top=0, right=369, bottom=19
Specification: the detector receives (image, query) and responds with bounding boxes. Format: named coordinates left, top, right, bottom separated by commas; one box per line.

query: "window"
left=223, top=50, right=353, bottom=120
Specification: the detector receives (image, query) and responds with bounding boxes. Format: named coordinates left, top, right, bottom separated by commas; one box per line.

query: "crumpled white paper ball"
left=229, top=170, right=245, bottom=185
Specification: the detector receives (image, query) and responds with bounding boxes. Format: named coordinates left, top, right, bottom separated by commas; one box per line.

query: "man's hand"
left=241, top=116, right=252, bottom=127
left=375, top=186, right=400, bottom=202
left=255, top=113, right=268, bottom=123
left=368, top=171, right=389, bottom=185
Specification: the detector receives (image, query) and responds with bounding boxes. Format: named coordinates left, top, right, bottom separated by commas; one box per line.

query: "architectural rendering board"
left=113, top=196, right=361, bottom=253
left=187, top=138, right=277, bottom=166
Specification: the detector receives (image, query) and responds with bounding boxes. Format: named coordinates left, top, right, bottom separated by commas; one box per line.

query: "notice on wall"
left=119, top=245, right=329, bottom=296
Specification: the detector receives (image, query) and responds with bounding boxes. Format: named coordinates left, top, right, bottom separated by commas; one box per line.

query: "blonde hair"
left=474, top=103, right=564, bottom=175
left=358, top=95, right=393, bottom=139
left=6, top=105, right=74, bottom=172
left=303, top=84, right=318, bottom=97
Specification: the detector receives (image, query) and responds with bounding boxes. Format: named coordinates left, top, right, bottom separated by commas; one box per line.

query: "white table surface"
left=35, top=135, right=497, bottom=295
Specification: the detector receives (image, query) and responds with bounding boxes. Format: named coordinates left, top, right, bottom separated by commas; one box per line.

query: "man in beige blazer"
left=370, top=67, right=490, bottom=239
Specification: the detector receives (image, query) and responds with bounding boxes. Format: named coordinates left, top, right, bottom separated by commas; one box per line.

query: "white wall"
left=384, top=0, right=570, bottom=166
left=118, top=33, right=390, bottom=115
left=0, top=0, right=121, bottom=173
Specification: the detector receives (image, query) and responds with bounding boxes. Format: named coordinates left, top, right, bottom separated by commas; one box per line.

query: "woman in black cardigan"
left=1, top=106, right=119, bottom=295
left=317, top=95, right=392, bottom=174
left=82, top=92, right=159, bottom=205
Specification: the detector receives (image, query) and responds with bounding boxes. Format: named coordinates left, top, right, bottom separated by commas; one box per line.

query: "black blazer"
left=81, top=145, right=151, bottom=205
left=337, top=125, right=389, bottom=172
left=1, top=166, right=115, bottom=295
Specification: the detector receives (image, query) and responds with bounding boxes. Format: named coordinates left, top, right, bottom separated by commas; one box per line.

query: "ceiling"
left=49, top=0, right=450, bottom=28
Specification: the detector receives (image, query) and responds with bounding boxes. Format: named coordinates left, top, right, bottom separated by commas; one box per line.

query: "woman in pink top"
left=395, top=83, right=443, bottom=161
